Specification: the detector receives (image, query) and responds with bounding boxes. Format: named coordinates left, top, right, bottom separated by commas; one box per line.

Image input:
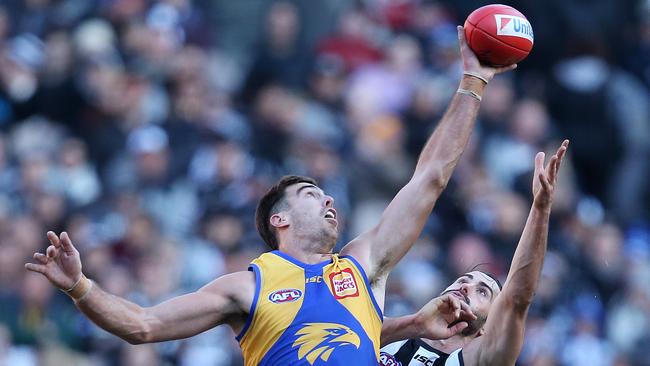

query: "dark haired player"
left=25, top=27, right=515, bottom=365
left=380, top=141, right=569, bottom=366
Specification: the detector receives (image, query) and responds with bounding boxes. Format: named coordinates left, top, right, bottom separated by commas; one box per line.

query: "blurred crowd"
left=0, top=0, right=649, bottom=365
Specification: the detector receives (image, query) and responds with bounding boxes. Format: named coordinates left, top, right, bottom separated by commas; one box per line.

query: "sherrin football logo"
left=293, top=323, right=360, bottom=365
left=268, top=288, right=302, bottom=303
left=494, top=14, right=534, bottom=43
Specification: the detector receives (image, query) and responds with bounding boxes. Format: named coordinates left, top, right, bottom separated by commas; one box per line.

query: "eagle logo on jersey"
left=292, top=323, right=360, bottom=365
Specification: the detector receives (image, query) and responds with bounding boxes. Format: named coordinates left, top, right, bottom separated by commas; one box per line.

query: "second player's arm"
left=463, top=141, right=568, bottom=366
left=380, top=294, right=476, bottom=346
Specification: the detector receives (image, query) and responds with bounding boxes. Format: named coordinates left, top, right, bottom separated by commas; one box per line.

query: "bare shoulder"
left=340, top=234, right=373, bottom=274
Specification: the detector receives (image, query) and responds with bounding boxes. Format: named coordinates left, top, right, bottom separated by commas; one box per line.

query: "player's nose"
left=460, top=283, right=471, bottom=294
left=323, top=195, right=334, bottom=207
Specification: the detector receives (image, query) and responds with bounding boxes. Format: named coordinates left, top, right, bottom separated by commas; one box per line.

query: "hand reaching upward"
left=25, top=231, right=83, bottom=291
left=457, top=26, right=517, bottom=83
left=533, top=140, right=569, bottom=210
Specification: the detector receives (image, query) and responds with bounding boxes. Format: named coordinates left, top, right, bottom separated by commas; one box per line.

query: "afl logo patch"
left=268, top=288, right=303, bottom=303
left=379, top=352, right=402, bottom=366
left=329, top=268, right=359, bottom=299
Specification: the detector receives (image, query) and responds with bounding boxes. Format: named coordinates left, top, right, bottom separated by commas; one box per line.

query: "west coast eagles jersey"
left=237, top=250, right=383, bottom=365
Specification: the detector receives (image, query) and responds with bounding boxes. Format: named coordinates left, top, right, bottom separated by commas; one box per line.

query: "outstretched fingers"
left=47, top=231, right=60, bottom=247
left=539, top=172, right=552, bottom=193
left=33, top=252, right=49, bottom=264
left=59, top=232, right=76, bottom=254
left=534, top=152, right=545, bottom=175
left=546, top=155, right=559, bottom=183
left=457, top=26, right=468, bottom=51
left=547, top=140, right=570, bottom=184
left=46, top=245, right=58, bottom=259
left=555, top=140, right=569, bottom=172
left=25, top=262, right=47, bottom=275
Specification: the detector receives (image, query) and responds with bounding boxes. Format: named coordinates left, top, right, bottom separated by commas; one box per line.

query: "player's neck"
left=278, top=237, right=334, bottom=264
left=278, top=230, right=334, bottom=264
left=422, top=335, right=470, bottom=354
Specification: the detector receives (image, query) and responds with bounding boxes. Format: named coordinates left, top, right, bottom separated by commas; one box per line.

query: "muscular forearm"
left=71, top=272, right=246, bottom=344
left=73, top=278, right=153, bottom=344
left=26, top=232, right=242, bottom=345
left=502, top=204, right=551, bottom=309
left=414, top=76, right=485, bottom=186
left=381, top=315, right=420, bottom=347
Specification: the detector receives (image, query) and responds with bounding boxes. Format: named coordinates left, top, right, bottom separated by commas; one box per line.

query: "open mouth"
left=448, top=291, right=470, bottom=305
left=324, top=208, right=337, bottom=224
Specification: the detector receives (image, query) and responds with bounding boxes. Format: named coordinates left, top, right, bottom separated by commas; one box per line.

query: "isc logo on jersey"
left=494, top=14, right=534, bottom=43
left=413, top=352, right=440, bottom=366
left=329, top=268, right=359, bottom=299
left=268, top=289, right=302, bottom=303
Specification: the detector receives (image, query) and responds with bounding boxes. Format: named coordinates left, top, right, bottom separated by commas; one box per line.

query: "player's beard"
left=293, top=215, right=338, bottom=251
left=461, top=313, right=487, bottom=337
left=316, top=224, right=338, bottom=251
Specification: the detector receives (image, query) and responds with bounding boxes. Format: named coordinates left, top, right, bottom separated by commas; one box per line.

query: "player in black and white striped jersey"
left=379, top=140, right=569, bottom=366
left=381, top=338, right=463, bottom=366
left=381, top=271, right=501, bottom=366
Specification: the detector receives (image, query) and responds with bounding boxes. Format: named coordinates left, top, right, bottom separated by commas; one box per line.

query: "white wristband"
left=75, top=279, right=93, bottom=302
left=463, top=71, right=489, bottom=85
left=65, top=276, right=83, bottom=292
left=457, top=88, right=482, bottom=102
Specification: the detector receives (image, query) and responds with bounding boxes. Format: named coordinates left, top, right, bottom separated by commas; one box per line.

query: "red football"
left=464, top=4, right=534, bottom=66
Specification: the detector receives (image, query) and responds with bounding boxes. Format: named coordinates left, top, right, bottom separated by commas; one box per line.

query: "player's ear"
left=477, top=327, right=485, bottom=337
left=270, top=213, right=290, bottom=229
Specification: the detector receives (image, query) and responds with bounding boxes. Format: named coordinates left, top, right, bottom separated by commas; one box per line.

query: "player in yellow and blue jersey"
left=25, top=27, right=515, bottom=365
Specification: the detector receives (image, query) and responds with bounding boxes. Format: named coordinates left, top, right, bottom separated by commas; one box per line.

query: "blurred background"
left=0, top=0, right=649, bottom=365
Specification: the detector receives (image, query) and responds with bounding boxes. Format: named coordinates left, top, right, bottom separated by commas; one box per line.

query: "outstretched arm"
left=25, top=232, right=252, bottom=344
left=381, top=294, right=477, bottom=347
left=463, top=140, right=569, bottom=366
left=341, top=27, right=516, bottom=283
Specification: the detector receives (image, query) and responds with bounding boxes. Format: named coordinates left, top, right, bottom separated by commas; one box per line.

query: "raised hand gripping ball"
left=464, top=4, right=534, bottom=66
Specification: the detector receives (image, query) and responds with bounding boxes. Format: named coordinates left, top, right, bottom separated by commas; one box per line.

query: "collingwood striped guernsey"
left=380, top=339, right=464, bottom=366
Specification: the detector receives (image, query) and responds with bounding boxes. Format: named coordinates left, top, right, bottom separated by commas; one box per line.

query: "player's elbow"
left=123, top=331, right=153, bottom=345
left=124, top=335, right=144, bottom=345
left=415, top=166, right=448, bottom=192
left=123, top=324, right=155, bottom=344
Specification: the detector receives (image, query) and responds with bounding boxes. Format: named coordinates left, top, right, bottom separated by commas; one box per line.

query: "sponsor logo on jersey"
left=268, top=288, right=302, bottom=303
left=379, top=351, right=402, bottom=366
left=292, top=323, right=360, bottom=365
left=494, top=14, right=534, bottom=43
left=306, top=275, right=323, bottom=284
left=412, top=351, right=440, bottom=366
left=329, top=268, right=359, bottom=299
